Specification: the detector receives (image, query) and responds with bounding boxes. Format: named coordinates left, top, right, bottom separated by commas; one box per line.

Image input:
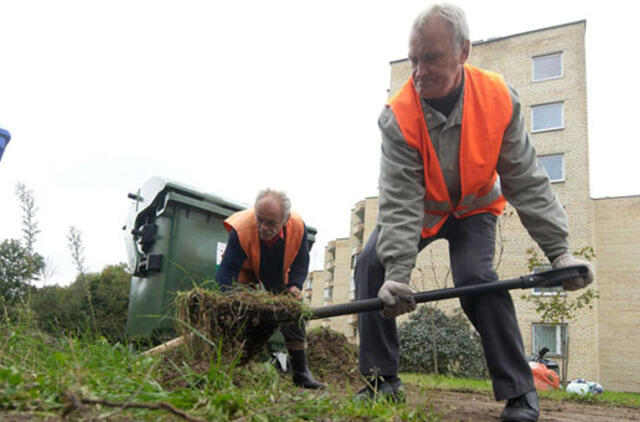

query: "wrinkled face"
left=255, top=196, right=286, bottom=241
left=409, top=16, right=469, bottom=99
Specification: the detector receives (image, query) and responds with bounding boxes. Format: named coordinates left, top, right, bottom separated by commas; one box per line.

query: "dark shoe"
left=354, top=377, right=406, bottom=403
left=289, top=349, right=326, bottom=389
left=500, top=389, right=540, bottom=422
left=292, top=369, right=326, bottom=389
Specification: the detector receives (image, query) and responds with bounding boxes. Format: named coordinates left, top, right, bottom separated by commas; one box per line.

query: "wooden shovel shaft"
left=310, top=265, right=588, bottom=320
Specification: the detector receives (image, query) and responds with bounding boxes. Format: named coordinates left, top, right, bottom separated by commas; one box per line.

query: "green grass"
left=0, top=325, right=441, bottom=421
left=401, top=372, right=640, bottom=408
left=2, top=323, right=639, bottom=421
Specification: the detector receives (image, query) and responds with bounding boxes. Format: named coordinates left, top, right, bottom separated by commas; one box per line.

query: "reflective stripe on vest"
left=389, top=64, right=512, bottom=238
left=223, top=209, right=305, bottom=285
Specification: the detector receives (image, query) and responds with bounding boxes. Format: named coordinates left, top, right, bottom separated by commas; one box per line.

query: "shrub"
left=398, top=305, right=488, bottom=379
left=29, top=264, right=131, bottom=342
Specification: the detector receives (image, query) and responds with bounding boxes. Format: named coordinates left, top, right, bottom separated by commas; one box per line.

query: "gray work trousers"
left=355, top=213, right=534, bottom=400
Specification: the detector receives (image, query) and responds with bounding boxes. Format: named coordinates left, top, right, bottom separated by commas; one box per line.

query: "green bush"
left=398, top=305, right=488, bottom=379
left=28, top=264, right=131, bottom=342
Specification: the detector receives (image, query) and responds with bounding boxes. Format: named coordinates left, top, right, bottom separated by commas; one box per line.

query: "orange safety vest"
left=389, top=63, right=512, bottom=238
left=223, top=208, right=305, bottom=285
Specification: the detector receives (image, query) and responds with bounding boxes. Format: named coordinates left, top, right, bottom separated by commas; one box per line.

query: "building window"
left=324, top=286, right=333, bottom=300
left=532, top=323, right=567, bottom=356
left=532, top=52, right=563, bottom=82
left=539, top=154, right=565, bottom=183
left=306, top=278, right=313, bottom=290
left=532, top=102, right=563, bottom=132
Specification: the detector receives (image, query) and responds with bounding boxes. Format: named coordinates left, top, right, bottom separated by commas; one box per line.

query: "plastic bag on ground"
left=566, top=379, right=604, bottom=396
left=529, top=361, right=560, bottom=391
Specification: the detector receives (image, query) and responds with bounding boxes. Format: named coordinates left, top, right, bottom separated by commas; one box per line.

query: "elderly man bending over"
left=217, top=189, right=325, bottom=390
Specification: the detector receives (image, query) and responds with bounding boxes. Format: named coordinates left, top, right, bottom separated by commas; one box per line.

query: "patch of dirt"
left=404, top=386, right=640, bottom=421
left=307, top=327, right=361, bottom=384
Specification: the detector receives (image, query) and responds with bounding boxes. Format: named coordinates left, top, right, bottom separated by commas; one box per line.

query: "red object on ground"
left=529, top=361, right=560, bottom=391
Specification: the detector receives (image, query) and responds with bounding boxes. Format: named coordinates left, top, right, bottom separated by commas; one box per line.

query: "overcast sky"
left=1, top=0, right=637, bottom=286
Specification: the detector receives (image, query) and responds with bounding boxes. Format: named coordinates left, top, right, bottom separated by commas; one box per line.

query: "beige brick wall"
left=594, top=196, right=640, bottom=392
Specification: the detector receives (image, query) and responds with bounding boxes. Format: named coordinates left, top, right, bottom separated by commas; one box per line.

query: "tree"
left=13, top=182, right=52, bottom=283
left=0, top=239, right=44, bottom=304
left=67, top=226, right=97, bottom=331
left=521, top=246, right=599, bottom=385
left=14, top=183, right=40, bottom=254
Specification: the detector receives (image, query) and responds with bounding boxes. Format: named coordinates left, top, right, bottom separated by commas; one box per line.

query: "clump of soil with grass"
left=307, top=326, right=361, bottom=384
left=175, top=287, right=309, bottom=364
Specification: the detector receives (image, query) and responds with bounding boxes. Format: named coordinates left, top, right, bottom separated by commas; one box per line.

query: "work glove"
left=551, top=252, right=594, bottom=291
left=378, top=280, right=416, bottom=319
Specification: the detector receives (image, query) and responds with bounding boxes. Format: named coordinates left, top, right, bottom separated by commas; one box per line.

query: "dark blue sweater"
left=216, top=225, right=310, bottom=292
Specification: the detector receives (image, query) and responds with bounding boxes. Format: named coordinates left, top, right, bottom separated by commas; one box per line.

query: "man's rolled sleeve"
left=376, top=106, right=426, bottom=284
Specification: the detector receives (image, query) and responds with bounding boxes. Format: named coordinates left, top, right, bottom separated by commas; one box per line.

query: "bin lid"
left=126, top=177, right=247, bottom=223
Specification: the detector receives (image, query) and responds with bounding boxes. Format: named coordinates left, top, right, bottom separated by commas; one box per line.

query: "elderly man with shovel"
left=217, top=188, right=326, bottom=389
left=354, top=3, right=594, bottom=422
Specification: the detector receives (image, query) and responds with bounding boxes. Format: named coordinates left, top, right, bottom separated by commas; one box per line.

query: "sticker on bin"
left=216, top=242, right=227, bottom=265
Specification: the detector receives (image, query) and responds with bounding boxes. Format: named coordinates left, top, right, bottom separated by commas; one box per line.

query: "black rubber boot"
left=500, top=389, right=540, bottom=421
left=289, top=349, right=326, bottom=389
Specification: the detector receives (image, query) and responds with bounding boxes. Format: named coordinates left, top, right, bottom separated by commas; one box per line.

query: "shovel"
left=309, top=265, right=588, bottom=320
left=145, top=265, right=587, bottom=355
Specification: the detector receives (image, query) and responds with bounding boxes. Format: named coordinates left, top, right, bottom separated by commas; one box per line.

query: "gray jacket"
left=377, top=82, right=569, bottom=284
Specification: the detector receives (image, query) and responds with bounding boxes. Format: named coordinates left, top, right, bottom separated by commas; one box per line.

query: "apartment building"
left=304, top=21, right=640, bottom=393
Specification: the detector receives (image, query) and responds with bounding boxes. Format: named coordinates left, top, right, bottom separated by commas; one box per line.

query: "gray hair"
left=411, top=3, right=470, bottom=51
left=255, top=188, right=291, bottom=222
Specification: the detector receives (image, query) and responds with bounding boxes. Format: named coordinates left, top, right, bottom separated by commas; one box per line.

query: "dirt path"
left=408, top=388, right=640, bottom=421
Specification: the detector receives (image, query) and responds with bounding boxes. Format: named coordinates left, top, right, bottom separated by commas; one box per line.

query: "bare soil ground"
left=309, top=327, right=639, bottom=421
left=404, top=386, right=640, bottom=421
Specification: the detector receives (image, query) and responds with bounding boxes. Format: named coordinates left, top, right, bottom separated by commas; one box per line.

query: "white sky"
left=0, top=0, right=638, bottom=286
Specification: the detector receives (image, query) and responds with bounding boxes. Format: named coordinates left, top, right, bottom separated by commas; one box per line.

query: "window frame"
left=538, top=153, right=566, bottom=184
left=531, top=101, right=564, bottom=133
left=532, top=323, right=567, bottom=357
left=532, top=52, right=563, bottom=82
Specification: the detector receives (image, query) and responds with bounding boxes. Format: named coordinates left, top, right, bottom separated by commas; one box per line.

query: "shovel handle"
left=310, top=265, right=588, bottom=320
